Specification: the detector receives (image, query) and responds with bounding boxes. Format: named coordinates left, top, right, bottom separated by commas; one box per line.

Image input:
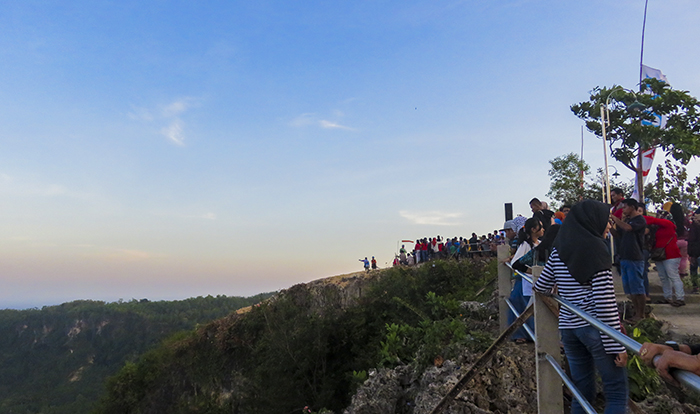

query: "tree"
left=571, top=78, right=700, bottom=199
left=644, top=159, right=700, bottom=211
left=547, top=153, right=590, bottom=206
left=588, top=168, right=634, bottom=204
left=546, top=153, right=632, bottom=208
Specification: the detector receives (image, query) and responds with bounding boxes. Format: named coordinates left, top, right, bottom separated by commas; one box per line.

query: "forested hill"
left=0, top=294, right=274, bottom=414
left=94, top=260, right=499, bottom=414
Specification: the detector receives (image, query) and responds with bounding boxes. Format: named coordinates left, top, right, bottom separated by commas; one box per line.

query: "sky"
left=1, top=1, right=699, bottom=309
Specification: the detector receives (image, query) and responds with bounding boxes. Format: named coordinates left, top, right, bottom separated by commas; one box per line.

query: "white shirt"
left=511, top=240, right=540, bottom=296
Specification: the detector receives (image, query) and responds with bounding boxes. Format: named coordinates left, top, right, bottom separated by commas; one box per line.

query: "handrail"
left=504, top=298, right=534, bottom=341
left=505, top=261, right=700, bottom=392
left=544, top=354, right=597, bottom=414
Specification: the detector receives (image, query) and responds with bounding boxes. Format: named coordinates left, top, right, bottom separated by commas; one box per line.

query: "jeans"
left=507, top=277, right=534, bottom=341
left=561, top=327, right=628, bottom=414
left=657, top=257, right=684, bottom=301
left=620, top=260, right=645, bottom=295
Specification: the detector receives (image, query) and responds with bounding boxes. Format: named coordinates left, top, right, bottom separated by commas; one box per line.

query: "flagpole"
left=600, top=105, right=615, bottom=262
left=639, top=0, right=649, bottom=88
left=580, top=126, right=585, bottom=200
left=636, top=0, right=650, bottom=202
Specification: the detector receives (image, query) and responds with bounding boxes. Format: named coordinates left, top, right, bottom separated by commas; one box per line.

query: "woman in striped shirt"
left=533, top=200, right=628, bottom=414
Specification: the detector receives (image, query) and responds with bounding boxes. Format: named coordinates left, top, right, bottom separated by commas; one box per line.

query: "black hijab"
left=536, top=224, right=560, bottom=263
left=553, top=200, right=611, bottom=284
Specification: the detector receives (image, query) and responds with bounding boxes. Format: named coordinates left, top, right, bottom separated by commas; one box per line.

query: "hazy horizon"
left=2, top=1, right=700, bottom=310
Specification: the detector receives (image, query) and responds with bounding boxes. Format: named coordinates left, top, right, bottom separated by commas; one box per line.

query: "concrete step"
left=614, top=269, right=700, bottom=340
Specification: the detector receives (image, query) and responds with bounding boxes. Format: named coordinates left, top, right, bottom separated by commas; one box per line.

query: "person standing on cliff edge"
left=359, top=257, right=370, bottom=272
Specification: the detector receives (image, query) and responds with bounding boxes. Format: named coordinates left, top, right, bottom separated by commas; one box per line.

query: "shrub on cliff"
left=94, top=259, right=497, bottom=414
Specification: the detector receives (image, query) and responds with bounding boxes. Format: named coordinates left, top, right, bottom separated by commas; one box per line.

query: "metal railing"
left=504, top=297, right=534, bottom=341
left=498, top=248, right=700, bottom=413
left=544, top=354, right=597, bottom=414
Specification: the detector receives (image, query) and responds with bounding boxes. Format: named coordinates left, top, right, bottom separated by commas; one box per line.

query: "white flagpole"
left=639, top=0, right=649, bottom=88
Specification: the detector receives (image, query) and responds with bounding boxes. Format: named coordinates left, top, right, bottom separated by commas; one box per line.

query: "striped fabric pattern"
left=534, top=248, right=625, bottom=355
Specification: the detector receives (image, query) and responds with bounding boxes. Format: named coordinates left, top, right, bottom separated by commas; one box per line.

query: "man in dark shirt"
left=530, top=197, right=554, bottom=231
left=611, top=198, right=647, bottom=322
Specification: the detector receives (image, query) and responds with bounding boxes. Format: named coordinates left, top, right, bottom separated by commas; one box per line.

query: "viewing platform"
left=614, top=269, right=699, bottom=340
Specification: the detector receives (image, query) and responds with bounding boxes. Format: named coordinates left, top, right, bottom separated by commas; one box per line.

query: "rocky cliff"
left=0, top=294, right=272, bottom=414
left=93, top=261, right=700, bottom=414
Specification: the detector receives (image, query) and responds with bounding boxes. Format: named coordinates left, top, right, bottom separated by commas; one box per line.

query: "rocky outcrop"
left=344, top=343, right=538, bottom=414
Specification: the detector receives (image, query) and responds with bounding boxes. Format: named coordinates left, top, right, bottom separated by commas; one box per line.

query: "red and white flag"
left=631, top=147, right=658, bottom=202
left=641, top=148, right=656, bottom=182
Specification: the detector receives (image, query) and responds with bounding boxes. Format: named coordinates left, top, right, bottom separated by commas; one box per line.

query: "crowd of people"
left=501, top=192, right=700, bottom=414
left=359, top=191, right=700, bottom=411
left=391, top=232, right=506, bottom=266
left=361, top=192, right=699, bottom=412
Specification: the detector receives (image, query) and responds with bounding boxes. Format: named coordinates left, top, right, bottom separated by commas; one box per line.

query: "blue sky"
left=1, top=1, right=699, bottom=309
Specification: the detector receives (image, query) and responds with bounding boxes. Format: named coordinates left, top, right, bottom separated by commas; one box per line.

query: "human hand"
left=639, top=343, right=668, bottom=367
left=654, top=350, right=680, bottom=386
left=615, top=351, right=628, bottom=367
left=499, top=255, right=514, bottom=265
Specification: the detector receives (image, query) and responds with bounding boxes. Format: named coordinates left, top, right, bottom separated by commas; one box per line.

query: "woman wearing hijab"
left=533, top=200, right=628, bottom=414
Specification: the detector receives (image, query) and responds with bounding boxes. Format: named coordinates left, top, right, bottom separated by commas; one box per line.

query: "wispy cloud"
left=319, top=120, right=353, bottom=130
left=399, top=210, right=463, bottom=226
left=162, top=98, right=193, bottom=117
left=129, top=97, right=199, bottom=146
left=289, top=113, right=355, bottom=131
left=160, top=119, right=185, bottom=146
left=201, top=212, right=216, bottom=220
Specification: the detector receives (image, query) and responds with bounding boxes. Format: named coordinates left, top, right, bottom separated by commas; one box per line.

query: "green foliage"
left=588, top=167, right=634, bottom=201
left=626, top=319, right=665, bottom=401
left=305, top=408, right=333, bottom=414
left=547, top=153, right=591, bottom=206
left=94, top=259, right=498, bottom=414
left=572, top=78, right=700, bottom=172
left=388, top=291, right=492, bottom=370
left=379, top=322, right=413, bottom=367
left=0, top=293, right=274, bottom=414
left=644, top=159, right=700, bottom=210
left=546, top=153, right=634, bottom=207
left=351, top=370, right=367, bottom=384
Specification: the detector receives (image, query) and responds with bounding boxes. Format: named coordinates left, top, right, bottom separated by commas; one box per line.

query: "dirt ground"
left=614, top=268, right=700, bottom=341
